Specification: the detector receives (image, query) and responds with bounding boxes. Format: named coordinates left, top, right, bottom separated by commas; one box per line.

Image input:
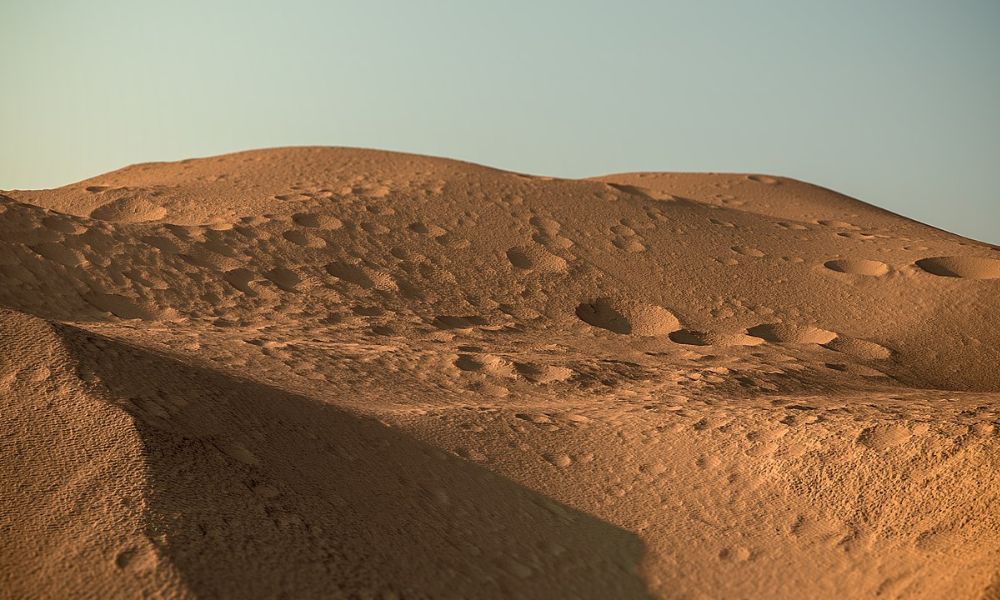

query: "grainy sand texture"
left=1, top=147, right=998, bottom=598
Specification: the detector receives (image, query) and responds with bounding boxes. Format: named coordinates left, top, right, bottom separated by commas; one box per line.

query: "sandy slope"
left=1, top=147, right=998, bottom=598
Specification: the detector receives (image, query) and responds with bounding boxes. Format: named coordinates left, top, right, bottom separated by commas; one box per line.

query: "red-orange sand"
left=2, top=147, right=998, bottom=598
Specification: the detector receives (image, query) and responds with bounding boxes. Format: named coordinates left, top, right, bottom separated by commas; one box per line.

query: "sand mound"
left=915, top=256, right=1000, bottom=279
left=2, top=148, right=999, bottom=599
left=90, top=196, right=167, bottom=223
left=0, top=310, right=168, bottom=599
left=576, top=297, right=681, bottom=336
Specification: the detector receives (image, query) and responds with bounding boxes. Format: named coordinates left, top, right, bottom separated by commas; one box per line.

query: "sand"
left=1, top=146, right=998, bottom=598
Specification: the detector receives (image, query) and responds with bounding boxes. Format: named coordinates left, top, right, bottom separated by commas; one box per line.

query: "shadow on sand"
left=60, top=326, right=649, bottom=598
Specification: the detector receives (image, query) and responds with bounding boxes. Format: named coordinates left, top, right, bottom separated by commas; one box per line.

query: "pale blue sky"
left=2, top=1, right=998, bottom=242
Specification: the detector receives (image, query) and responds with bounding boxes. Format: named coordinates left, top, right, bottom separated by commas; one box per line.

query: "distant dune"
left=2, top=147, right=998, bottom=598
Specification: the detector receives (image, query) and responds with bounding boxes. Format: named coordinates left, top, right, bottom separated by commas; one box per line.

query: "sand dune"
left=1, top=147, right=998, bottom=598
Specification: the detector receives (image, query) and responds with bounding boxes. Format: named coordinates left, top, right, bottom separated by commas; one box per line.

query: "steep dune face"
left=0, top=309, right=185, bottom=598
left=2, top=147, right=998, bottom=598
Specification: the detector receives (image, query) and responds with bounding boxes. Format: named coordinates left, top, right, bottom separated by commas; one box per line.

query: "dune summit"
left=1, top=147, right=998, bottom=599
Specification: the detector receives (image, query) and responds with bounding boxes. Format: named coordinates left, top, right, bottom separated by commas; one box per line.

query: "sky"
left=2, top=1, right=998, bottom=243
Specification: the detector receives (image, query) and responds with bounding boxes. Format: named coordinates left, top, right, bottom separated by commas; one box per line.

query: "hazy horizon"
left=2, top=1, right=998, bottom=243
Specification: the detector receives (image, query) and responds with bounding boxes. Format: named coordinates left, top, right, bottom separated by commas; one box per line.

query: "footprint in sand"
left=576, top=297, right=681, bottom=336
left=30, top=242, right=88, bottom=268
left=409, top=222, right=447, bottom=237
left=224, top=268, right=258, bottom=296
left=824, top=259, right=889, bottom=277
left=82, top=292, right=173, bottom=321
left=816, top=220, right=860, bottom=230
left=282, top=229, right=326, bottom=248
left=746, top=175, right=779, bottom=185
left=915, top=256, right=1000, bottom=280
left=824, top=336, right=893, bottom=360
left=41, top=215, right=86, bottom=234
left=506, top=245, right=568, bottom=273
left=454, top=354, right=517, bottom=378
left=731, top=246, right=765, bottom=258
left=856, top=424, right=912, bottom=451
left=669, top=329, right=764, bottom=347
left=326, top=261, right=375, bottom=289
left=264, top=267, right=301, bottom=292
left=746, top=323, right=837, bottom=344
left=514, top=362, right=575, bottom=384
left=292, top=212, right=342, bottom=229
left=776, top=221, right=808, bottom=231
left=529, top=216, right=561, bottom=237
left=613, top=237, right=646, bottom=253
left=433, top=315, right=488, bottom=330
left=605, top=182, right=676, bottom=201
